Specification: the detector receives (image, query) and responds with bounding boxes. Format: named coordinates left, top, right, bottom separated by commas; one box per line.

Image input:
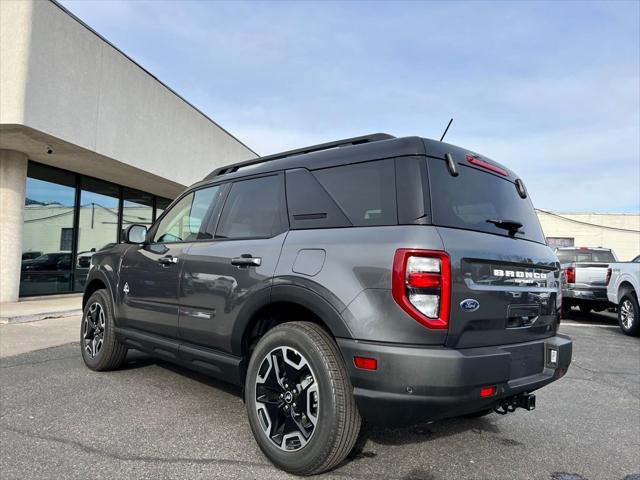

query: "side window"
left=216, top=175, right=284, bottom=239
left=312, top=159, right=397, bottom=226
left=153, top=185, right=220, bottom=242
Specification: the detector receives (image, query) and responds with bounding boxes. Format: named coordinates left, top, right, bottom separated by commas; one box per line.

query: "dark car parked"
left=81, top=134, right=572, bottom=475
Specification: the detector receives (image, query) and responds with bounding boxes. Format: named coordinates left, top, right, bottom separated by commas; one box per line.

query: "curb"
left=0, top=309, right=82, bottom=325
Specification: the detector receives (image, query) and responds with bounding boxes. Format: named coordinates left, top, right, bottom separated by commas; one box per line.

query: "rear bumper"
left=337, top=334, right=572, bottom=426
left=563, top=286, right=609, bottom=303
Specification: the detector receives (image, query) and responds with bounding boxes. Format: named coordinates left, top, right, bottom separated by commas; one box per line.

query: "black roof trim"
left=205, top=133, right=395, bottom=180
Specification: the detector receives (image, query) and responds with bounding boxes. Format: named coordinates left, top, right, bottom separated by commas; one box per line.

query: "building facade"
left=0, top=0, right=256, bottom=302
left=538, top=211, right=640, bottom=261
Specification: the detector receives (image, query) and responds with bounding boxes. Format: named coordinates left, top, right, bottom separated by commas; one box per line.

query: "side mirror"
left=124, top=224, right=148, bottom=244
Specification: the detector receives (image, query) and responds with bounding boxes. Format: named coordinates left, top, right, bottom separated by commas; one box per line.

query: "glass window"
left=428, top=158, right=546, bottom=244
left=21, top=163, right=76, bottom=296
left=75, top=177, right=120, bottom=290
left=312, top=160, right=397, bottom=226
left=216, top=176, right=283, bottom=239
left=123, top=188, right=154, bottom=230
left=155, top=197, right=172, bottom=220
left=556, top=249, right=617, bottom=263
left=153, top=186, right=220, bottom=243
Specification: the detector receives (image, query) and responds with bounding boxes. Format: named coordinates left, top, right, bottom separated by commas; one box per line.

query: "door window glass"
left=216, top=176, right=283, bottom=239
left=153, top=186, right=220, bottom=243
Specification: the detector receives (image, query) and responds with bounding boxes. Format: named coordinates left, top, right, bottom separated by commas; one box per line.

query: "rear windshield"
left=556, top=250, right=616, bottom=263
left=428, top=158, right=545, bottom=244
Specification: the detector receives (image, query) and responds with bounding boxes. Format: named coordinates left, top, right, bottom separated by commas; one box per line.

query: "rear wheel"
left=618, top=292, right=639, bottom=337
left=245, top=322, right=361, bottom=475
left=80, top=290, right=127, bottom=371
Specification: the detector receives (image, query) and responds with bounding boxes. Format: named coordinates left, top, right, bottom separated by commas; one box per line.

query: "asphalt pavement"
left=1, top=310, right=638, bottom=480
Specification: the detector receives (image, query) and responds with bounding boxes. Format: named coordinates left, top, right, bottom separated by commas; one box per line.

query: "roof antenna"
left=439, top=118, right=453, bottom=142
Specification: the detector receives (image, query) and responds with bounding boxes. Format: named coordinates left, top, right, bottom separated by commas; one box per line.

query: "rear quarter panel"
left=273, top=226, right=448, bottom=344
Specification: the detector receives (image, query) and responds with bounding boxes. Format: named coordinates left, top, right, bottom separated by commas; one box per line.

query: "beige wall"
left=0, top=151, right=28, bottom=302
left=537, top=211, right=640, bottom=261
left=0, top=0, right=256, bottom=193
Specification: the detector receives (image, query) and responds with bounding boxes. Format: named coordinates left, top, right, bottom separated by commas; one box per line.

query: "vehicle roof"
left=192, top=133, right=518, bottom=190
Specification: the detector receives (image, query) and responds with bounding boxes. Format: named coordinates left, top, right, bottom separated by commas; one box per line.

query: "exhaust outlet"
left=494, top=393, right=536, bottom=415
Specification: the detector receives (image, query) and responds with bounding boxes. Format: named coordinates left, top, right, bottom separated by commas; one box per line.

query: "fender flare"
left=230, top=283, right=353, bottom=357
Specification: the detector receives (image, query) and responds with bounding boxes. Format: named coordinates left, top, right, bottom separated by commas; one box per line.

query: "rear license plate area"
left=502, top=343, right=544, bottom=379
left=507, top=304, right=541, bottom=328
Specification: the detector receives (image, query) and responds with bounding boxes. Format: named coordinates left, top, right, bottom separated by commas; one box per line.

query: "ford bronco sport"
left=81, top=133, right=572, bottom=475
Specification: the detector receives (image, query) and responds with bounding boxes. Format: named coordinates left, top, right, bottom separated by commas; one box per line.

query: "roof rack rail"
left=205, top=132, right=395, bottom=180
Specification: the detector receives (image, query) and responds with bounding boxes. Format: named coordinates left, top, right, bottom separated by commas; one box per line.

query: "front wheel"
left=618, top=292, right=640, bottom=337
left=245, top=322, right=361, bottom=475
left=80, top=290, right=128, bottom=371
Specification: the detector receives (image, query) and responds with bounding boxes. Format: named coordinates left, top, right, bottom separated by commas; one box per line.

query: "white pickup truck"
left=557, top=247, right=618, bottom=315
left=607, top=255, right=640, bottom=336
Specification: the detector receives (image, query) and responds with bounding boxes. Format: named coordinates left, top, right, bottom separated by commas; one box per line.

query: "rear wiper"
left=486, top=218, right=524, bottom=237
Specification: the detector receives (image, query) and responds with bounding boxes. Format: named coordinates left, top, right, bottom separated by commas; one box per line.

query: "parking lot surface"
left=1, top=310, right=638, bottom=480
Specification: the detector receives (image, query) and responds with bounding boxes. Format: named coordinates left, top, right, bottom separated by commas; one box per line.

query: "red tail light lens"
left=466, top=155, right=508, bottom=176
left=480, top=386, right=497, bottom=397
left=392, top=249, right=451, bottom=330
left=565, top=267, right=575, bottom=284
left=354, top=357, right=378, bottom=371
left=605, top=268, right=612, bottom=285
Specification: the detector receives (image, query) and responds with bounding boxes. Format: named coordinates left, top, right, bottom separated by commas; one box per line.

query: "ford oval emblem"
left=460, top=299, right=480, bottom=312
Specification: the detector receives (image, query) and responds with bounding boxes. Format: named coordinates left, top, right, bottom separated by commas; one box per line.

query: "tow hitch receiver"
left=494, top=393, right=536, bottom=415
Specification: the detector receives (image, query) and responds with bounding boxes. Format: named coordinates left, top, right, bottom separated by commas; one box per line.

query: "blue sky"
left=60, top=0, right=639, bottom=213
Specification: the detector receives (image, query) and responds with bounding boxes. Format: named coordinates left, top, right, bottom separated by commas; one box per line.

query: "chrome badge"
left=460, top=299, right=480, bottom=312
left=123, top=282, right=130, bottom=295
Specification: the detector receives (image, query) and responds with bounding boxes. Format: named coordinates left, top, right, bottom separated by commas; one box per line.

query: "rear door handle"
left=231, top=255, right=262, bottom=268
left=158, top=255, right=178, bottom=266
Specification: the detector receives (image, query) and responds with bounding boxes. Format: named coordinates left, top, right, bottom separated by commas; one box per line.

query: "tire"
left=618, top=291, right=640, bottom=337
left=562, top=303, right=572, bottom=317
left=245, top=322, right=361, bottom=475
left=80, top=289, right=128, bottom=371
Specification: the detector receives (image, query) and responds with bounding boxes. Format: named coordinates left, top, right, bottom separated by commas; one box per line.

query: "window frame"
left=21, top=160, right=172, bottom=296
left=148, top=183, right=229, bottom=245
left=213, top=172, right=288, bottom=242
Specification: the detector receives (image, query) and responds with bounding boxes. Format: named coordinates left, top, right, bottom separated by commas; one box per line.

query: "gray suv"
left=81, top=133, right=572, bottom=475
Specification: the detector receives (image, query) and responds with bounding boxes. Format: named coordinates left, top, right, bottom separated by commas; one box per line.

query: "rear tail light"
left=480, top=386, right=497, bottom=397
left=565, top=267, right=575, bottom=284
left=466, top=155, right=508, bottom=176
left=354, top=356, right=378, bottom=371
left=392, top=249, right=451, bottom=330
left=605, top=268, right=612, bottom=285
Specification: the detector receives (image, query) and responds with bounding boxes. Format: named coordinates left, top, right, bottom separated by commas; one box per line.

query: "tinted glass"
left=75, top=178, right=120, bottom=289
left=312, top=160, right=397, bottom=226
left=123, top=188, right=153, bottom=229
left=21, top=163, right=76, bottom=295
left=286, top=168, right=350, bottom=230
left=153, top=186, right=220, bottom=242
left=556, top=250, right=616, bottom=263
left=216, top=176, right=283, bottom=239
left=428, top=159, right=545, bottom=243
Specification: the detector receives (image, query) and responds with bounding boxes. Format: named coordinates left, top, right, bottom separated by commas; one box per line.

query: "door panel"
left=179, top=234, right=287, bottom=353
left=118, top=184, right=224, bottom=339
left=178, top=173, right=288, bottom=354
left=119, top=242, right=188, bottom=338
